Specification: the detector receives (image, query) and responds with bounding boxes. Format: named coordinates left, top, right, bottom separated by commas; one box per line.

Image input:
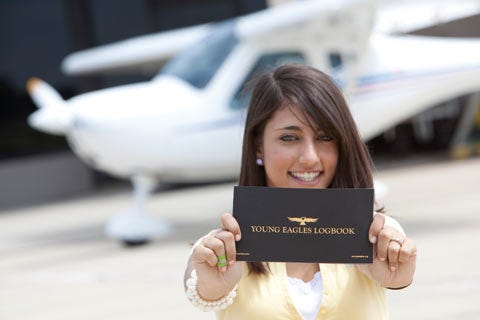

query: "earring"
left=256, top=158, right=264, bottom=166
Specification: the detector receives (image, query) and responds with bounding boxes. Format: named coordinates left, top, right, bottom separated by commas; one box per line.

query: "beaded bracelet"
left=185, top=269, right=237, bottom=311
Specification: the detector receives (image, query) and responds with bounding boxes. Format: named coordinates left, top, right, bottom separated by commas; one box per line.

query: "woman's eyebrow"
left=275, top=125, right=302, bottom=131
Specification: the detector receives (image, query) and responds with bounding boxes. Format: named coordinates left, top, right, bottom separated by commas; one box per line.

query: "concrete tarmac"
left=1, top=156, right=479, bottom=320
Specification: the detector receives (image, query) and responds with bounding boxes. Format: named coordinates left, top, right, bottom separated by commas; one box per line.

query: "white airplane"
left=27, top=0, right=480, bottom=244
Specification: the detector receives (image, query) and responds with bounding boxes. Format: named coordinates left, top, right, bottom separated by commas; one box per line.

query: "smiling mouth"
left=289, top=171, right=321, bottom=182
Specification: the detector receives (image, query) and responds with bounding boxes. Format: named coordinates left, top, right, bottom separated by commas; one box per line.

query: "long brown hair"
left=238, top=64, right=376, bottom=275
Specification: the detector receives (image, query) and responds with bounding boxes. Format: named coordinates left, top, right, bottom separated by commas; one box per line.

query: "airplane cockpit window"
left=230, top=52, right=306, bottom=109
left=159, top=21, right=238, bottom=89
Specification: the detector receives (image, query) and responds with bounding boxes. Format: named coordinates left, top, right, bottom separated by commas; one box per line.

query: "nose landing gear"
left=105, top=175, right=172, bottom=246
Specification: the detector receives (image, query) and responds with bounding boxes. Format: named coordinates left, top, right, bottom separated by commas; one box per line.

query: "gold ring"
left=390, top=237, right=405, bottom=246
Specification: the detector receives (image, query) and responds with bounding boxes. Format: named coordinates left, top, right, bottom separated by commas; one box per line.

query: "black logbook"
left=233, top=186, right=374, bottom=263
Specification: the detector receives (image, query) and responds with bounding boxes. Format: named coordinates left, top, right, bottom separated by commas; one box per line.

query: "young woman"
left=184, top=64, right=417, bottom=319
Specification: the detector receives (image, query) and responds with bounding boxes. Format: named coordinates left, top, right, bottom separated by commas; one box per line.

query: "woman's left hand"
left=356, top=213, right=417, bottom=289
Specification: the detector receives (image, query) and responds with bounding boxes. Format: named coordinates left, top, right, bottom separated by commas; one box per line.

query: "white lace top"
left=287, top=271, right=323, bottom=320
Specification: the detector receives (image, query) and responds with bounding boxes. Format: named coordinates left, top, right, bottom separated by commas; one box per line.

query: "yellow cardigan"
left=216, top=262, right=387, bottom=320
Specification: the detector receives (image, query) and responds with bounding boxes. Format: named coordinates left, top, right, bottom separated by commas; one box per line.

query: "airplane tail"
left=26, top=78, right=72, bottom=135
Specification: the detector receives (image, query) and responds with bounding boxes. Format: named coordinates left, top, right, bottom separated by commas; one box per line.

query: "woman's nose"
left=298, top=140, right=320, bottom=166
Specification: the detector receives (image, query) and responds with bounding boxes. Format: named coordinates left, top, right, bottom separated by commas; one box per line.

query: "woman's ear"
left=255, top=147, right=264, bottom=166
left=256, top=143, right=263, bottom=159
left=255, top=141, right=264, bottom=166
left=255, top=135, right=264, bottom=163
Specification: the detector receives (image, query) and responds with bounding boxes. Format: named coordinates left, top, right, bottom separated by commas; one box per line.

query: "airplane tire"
left=122, top=239, right=151, bottom=247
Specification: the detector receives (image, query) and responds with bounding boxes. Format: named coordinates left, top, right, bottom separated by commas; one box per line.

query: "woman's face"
left=257, top=106, right=338, bottom=189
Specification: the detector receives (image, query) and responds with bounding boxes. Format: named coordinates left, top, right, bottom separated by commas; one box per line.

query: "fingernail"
left=221, top=266, right=227, bottom=272
left=390, top=265, right=397, bottom=272
left=235, top=234, right=241, bottom=241
left=370, top=236, right=377, bottom=244
left=379, top=257, right=386, bottom=262
left=229, top=260, right=235, bottom=266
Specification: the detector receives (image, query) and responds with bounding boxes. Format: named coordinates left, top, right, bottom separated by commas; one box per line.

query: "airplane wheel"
left=122, top=239, right=151, bottom=247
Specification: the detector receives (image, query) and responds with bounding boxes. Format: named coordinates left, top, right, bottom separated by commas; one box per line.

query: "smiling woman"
left=239, top=64, right=375, bottom=191
left=257, top=107, right=339, bottom=189
left=183, top=64, right=417, bottom=320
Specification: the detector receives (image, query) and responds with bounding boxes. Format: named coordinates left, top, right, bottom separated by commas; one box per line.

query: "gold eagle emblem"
left=288, top=217, right=318, bottom=226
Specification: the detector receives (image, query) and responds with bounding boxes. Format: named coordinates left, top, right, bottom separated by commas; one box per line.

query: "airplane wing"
left=235, top=0, right=374, bottom=40
left=61, top=0, right=480, bottom=76
left=61, top=24, right=212, bottom=76
left=62, top=0, right=372, bottom=76
left=376, top=0, right=480, bottom=34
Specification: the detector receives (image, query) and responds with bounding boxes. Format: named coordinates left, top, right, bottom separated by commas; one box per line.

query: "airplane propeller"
left=26, top=78, right=73, bottom=135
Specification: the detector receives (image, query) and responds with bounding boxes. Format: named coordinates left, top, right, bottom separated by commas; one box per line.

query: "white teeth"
left=290, top=171, right=320, bottom=182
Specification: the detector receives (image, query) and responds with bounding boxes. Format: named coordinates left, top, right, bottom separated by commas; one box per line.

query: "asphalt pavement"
left=1, top=156, right=479, bottom=320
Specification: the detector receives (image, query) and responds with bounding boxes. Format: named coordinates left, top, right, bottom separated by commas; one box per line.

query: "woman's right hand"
left=191, top=213, right=243, bottom=300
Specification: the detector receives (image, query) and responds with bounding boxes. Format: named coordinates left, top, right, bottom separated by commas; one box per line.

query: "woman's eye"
left=280, top=135, right=297, bottom=142
left=318, top=135, right=333, bottom=142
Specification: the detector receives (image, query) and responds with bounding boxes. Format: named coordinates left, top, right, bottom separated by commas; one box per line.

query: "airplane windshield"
left=159, top=21, right=238, bottom=89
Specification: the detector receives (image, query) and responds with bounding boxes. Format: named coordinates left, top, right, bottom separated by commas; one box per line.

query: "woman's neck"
left=286, top=262, right=320, bottom=282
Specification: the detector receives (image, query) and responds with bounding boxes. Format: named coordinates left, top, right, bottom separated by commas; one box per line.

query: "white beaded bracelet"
left=185, top=269, right=237, bottom=312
